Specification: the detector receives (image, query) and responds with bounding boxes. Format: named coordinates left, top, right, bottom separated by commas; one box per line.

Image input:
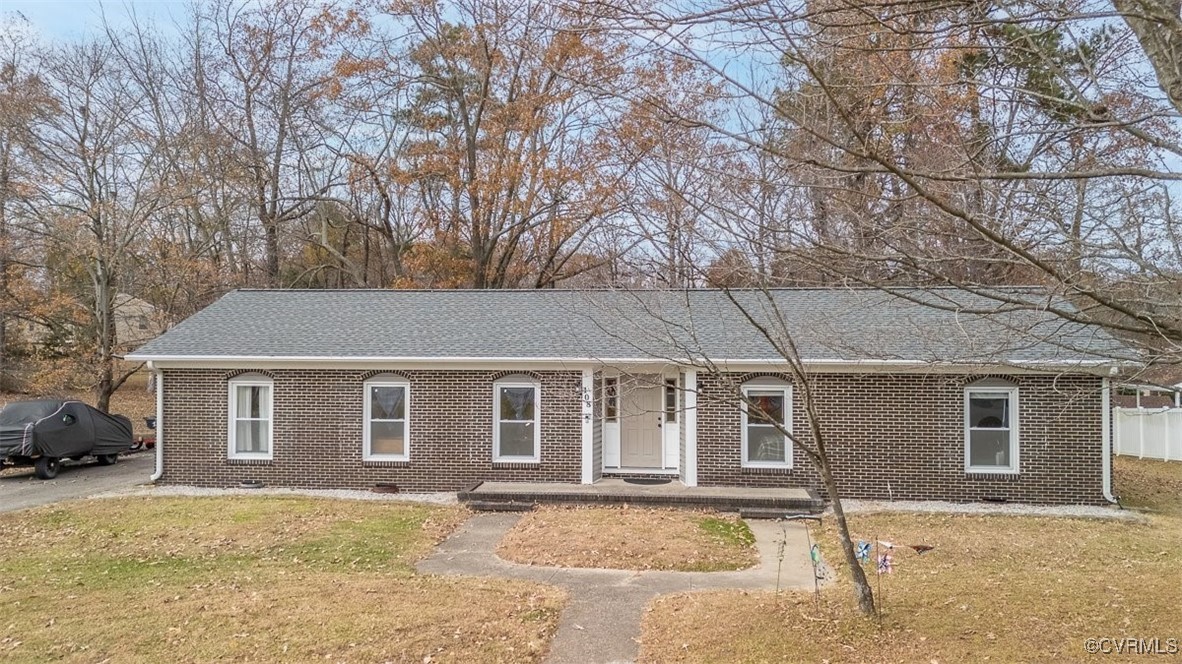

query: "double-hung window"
left=228, top=376, right=273, bottom=460
left=365, top=379, right=410, bottom=461
left=494, top=378, right=540, bottom=462
left=741, top=381, right=792, bottom=468
left=965, top=386, right=1019, bottom=473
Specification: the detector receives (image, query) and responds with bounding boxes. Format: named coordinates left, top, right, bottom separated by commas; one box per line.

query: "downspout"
left=150, top=362, right=163, bottom=482
left=1102, top=376, right=1117, bottom=504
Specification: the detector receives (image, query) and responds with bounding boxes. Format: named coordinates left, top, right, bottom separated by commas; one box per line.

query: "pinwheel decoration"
left=876, top=553, right=894, bottom=575
left=856, top=541, right=871, bottom=562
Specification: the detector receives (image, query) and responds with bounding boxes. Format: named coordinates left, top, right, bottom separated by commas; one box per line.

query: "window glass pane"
left=969, top=393, right=1009, bottom=429
left=370, top=385, right=405, bottom=420
left=499, top=421, right=535, bottom=457
left=235, top=419, right=269, bottom=454
left=747, top=426, right=786, bottom=463
left=370, top=420, right=405, bottom=456
left=236, top=385, right=269, bottom=419
left=604, top=378, right=618, bottom=420
left=969, top=429, right=1011, bottom=467
left=665, top=379, right=677, bottom=422
left=747, top=392, right=784, bottom=426
left=500, top=387, right=535, bottom=421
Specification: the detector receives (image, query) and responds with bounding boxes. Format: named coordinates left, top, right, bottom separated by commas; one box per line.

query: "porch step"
left=463, top=500, right=537, bottom=512
left=458, top=480, right=826, bottom=514
left=739, top=507, right=826, bottom=520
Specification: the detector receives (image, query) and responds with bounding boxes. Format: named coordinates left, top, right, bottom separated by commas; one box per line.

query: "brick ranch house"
left=127, top=288, right=1133, bottom=505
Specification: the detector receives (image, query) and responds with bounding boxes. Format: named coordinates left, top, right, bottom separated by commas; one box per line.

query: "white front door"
left=619, top=379, right=663, bottom=468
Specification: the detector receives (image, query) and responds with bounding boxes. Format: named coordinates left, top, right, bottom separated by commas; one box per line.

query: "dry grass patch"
left=0, top=497, right=565, bottom=663
left=497, top=505, right=757, bottom=572
left=1116, top=455, right=1182, bottom=514
left=641, top=459, right=1182, bottom=662
left=1, top=496, right=461, bottom=563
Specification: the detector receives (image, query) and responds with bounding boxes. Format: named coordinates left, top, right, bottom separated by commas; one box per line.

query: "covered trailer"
left=0, top=400, right=133, bottom=479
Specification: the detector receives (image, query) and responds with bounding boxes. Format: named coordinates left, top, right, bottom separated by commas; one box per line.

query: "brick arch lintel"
left=224, top=369, right=275, bottom=381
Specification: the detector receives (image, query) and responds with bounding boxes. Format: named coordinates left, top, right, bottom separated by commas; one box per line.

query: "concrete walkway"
left=417, top=513, right=826, bottom=664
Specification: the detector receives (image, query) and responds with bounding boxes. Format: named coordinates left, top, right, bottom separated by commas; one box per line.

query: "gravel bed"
left=836, top=499, right=1145, bottom=521
left=94, top=484, right=458, bottom=505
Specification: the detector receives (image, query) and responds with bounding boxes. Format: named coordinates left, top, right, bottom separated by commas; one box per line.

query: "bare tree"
left=363, top=0, right=640, bottom=288
left=25, top=40, right=174, bottom=410
left=581, top=288, right=878, bottom=615
left=192, top=0, right=357, bottom=286
left=0, top=19, right=51, bottom=390
left=583, top=0, right=1181, bottom=376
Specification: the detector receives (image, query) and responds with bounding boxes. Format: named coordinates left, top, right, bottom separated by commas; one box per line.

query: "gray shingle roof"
left=127, top=288, right=1134, bottom=367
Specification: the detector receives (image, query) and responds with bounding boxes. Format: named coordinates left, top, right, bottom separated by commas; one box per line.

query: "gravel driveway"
left=0, top=452, right=155, bottom=513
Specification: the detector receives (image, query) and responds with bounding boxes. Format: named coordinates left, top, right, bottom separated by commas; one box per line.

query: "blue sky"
left=1, top=0, right=186, bottom=39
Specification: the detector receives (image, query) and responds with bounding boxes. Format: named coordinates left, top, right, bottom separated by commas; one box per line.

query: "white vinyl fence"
left=1114, top=407, right=1182, bottom=461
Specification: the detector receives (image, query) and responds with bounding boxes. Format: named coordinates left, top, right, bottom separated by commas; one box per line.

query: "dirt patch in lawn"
left=0, top=497, right=566, bottom=663
left=497, top=505, right=758, bottom=572
left=640, top=459, right=1182, bottom=662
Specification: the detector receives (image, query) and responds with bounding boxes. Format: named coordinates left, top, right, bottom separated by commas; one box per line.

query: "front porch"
left=459, top=479, right=825, bottom=515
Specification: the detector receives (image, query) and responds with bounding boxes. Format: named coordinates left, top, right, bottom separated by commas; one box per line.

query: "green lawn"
left=641, top=458, right=1182, bottom=662
left=0, top=497, right=565, bottom=662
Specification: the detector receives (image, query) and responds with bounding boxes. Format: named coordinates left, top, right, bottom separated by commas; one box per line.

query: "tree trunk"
left=0, top=164, right=8, bottom=393
left=818, top=457, right=877, bottom=615
left=93, top=258, right=117, bottom=413
left=263, top=214, right=281, bottom=286
left=95, top=364, right=113, bottom=413
left=1113, top=0, right=1182, bottom=115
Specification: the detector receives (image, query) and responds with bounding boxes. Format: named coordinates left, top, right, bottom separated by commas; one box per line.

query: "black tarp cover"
left=0, top=400, right=132, bottom=458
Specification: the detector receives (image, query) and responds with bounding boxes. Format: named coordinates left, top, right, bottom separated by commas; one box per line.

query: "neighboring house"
left=1113, top=364, right=1182, bottom=408
left=17, top=293, right=163, bottom=350
left=1114, top=383, right=1182, bottom=409
left=127, top=288, right=1134, bottom=505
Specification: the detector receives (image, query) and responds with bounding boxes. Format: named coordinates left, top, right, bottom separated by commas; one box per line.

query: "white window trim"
left=964, top=386, right=1020, bottom=474
left=363, top=379, right=410, bottom=462
left=493, top=379, right=541, bottom=463
left=741, top=384, right=793, bottom=469
left=228, top=377, right=274, bottom=460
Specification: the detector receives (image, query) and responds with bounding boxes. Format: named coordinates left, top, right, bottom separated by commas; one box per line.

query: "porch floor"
left=459, top=479, right=825, bottom=514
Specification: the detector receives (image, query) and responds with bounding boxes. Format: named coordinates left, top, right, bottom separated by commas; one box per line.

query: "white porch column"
left=684, top=370, right=698, bottom=487
left=581, top=368, right=595, bottom=484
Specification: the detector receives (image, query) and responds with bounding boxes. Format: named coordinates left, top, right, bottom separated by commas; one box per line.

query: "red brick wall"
left=696, top=372, right=1107, bottom=505
left=160, top=368, right=582, bottom=491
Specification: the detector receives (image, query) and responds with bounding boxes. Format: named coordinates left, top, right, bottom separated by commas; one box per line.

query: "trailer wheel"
left=97, top=454, right=119, bottom=466
left=34, top=457, right=60, bottom=480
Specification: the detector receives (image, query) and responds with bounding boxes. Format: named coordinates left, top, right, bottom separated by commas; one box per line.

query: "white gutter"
left=1101, top=376, right=1117, bottom=504
left=125, top=353, right=1128, bottom=370
left=150, top=362, right=163, bottom=482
